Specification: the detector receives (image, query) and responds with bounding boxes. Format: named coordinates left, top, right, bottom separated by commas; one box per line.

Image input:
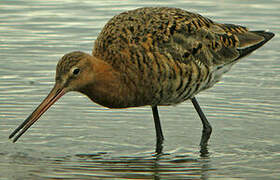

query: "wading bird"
left=9, top=7, right=274, bottom=154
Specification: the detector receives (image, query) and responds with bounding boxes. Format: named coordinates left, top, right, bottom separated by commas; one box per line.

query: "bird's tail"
left=237, top=31, right=274, bottom=60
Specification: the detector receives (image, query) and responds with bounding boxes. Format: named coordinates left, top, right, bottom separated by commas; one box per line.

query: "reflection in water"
left=156, top=136, right=210, bottom=158
left=37, top=152, right=213, bottom=179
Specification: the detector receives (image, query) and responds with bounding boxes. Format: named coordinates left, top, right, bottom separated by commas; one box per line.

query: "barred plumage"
left=92, top=7, right=273, bottom=107
left=10, top=7, right=274, bottom=152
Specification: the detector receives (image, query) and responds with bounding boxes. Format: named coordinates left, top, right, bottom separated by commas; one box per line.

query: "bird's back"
left=93, top=7, right=274, bottom=106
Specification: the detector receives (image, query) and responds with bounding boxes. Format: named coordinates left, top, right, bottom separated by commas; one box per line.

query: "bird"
left=9, top=7, right=274, bottom=153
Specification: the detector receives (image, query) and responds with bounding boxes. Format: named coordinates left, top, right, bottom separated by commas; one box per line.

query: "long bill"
left=9, top=84, right=66, bottom=142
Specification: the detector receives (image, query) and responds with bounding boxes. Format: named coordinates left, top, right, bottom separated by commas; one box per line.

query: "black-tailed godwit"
left=9, top=7, right=274, bottom=153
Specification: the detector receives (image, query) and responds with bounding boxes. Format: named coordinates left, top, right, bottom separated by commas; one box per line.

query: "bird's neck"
left=79, top=56, right=135, bottom=108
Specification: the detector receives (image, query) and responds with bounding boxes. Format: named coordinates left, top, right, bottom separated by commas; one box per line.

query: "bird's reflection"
left=155, top=134, right=210, bottom=158
left=43, top=151, right=213, bottom=179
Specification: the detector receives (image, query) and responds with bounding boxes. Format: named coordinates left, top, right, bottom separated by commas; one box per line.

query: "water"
left=0, top=0, right=279, bottom=179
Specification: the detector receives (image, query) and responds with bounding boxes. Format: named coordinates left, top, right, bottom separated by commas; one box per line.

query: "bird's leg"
left=191, top=97, right=212, bottom=148
left=152, top=106, right=164, bottom=154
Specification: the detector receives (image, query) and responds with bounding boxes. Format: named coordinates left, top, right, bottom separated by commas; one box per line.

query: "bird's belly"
left=155, top=82, right=206, bottom=106
left=153, top=78, right=208, bottom=106
left=154, top=64, right=233, bottom=106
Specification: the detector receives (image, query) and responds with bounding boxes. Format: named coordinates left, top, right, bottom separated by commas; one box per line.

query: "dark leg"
left=191, top=97, right=212, bottom=148
left=152, top=106, right=164, bottom=154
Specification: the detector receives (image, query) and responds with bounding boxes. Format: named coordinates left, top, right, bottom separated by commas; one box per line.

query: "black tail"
left=237, top=31, right=274, bottom=59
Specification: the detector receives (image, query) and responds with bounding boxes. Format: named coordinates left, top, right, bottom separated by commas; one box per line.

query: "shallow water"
left=0, top=0, right=280, bottom=179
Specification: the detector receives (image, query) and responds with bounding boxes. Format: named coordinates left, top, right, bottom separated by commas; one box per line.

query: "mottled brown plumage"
left=92, top=7, right=274, bottom=107
left=10, top=7, right=274, bottom=152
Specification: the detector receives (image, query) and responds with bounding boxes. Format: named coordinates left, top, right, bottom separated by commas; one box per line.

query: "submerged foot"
left=199, top=125, right=212, bottom=156
left=200, top=125, right=212, bottom=147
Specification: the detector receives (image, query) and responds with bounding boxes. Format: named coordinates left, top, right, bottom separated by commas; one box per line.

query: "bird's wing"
left=93, top=7, right=274, bottom=69
left=158, top=18, right=274, bottom=68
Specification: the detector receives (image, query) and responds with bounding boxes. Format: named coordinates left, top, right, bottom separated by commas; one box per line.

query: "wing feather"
left=93, top=7, right=274, bottom=70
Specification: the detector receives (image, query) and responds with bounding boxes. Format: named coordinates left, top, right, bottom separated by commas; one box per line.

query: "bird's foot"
left=199, top=126, right=212, bottom=157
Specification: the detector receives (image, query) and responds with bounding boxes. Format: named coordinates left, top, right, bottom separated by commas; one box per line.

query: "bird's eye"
left=72, top=68, right=80, bottom=75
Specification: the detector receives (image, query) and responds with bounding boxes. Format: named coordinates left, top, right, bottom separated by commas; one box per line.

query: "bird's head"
left=55, top=51, right=95, bottom=92
left=9, top=51, right=98, bottom=142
